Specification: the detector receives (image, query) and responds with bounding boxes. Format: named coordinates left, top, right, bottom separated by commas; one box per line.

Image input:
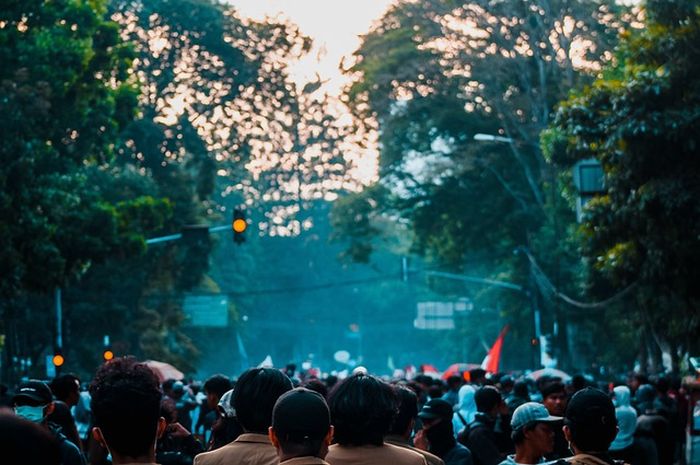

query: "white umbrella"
left=144, top=360, right=184, bottom=382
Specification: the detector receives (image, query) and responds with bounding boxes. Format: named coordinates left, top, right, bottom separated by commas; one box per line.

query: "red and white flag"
left=481, top=325, right=509, bottom=373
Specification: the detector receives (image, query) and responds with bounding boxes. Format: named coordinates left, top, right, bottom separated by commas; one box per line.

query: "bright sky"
left=225, top=0, right=395, bottom=96
left=223, top=1, right=395, bottom=184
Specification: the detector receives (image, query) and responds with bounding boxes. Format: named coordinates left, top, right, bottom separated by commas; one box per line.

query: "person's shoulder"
left=497, top=456, right=516, bottom=465
left=194, top=440, right=276, bottom=465
left=452, top=442, right=472, bottom=456
left=383, top=443, right=428, bottom=464
left=193, top=441, right=240, bottom=464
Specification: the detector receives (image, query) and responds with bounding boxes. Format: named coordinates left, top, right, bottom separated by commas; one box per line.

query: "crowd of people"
left=0, top=360, right=691, bottom=465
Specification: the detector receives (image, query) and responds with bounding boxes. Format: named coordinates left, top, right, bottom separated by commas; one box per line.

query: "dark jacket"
left=48, top=422, right=87, bottom=465
left=457, top=413, right=503, bottom=465
left=443, top=443, right=473, bottom=465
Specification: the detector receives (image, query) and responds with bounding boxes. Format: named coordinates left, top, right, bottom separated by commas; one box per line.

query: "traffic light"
left=232, top=208, right=247, bottom=244
left=102, top=335, right=114, bottom=362
left=52, top=349, right=64, bottom=368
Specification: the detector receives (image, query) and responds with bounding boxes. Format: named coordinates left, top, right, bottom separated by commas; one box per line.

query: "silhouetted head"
left=475, top=386, right=502, bottom=415
left=564, top=388, right=617, bottom=453
left=90, top=357, right=164, bottom=459
left=389, top=385, right=419, bottom=436
left=233, top=368, right=293, bottom=434
left=328, top=373, right=398, bottom=446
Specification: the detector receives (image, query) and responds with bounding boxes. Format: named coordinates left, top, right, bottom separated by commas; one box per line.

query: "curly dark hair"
left=328, top=373, right=398, bottom=446
left=90, top=357, right=162, bottom=458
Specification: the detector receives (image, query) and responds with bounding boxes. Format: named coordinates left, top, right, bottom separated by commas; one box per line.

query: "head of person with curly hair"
left=90, top=357, right=165, bottom=464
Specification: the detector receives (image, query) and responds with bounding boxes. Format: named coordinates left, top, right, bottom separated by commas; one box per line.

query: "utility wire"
left=519, top=248, right=637, bottom=310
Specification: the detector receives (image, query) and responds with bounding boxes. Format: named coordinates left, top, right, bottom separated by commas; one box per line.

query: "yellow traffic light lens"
left=52, top=354, right=65, bottom=367
left=103, top=350, right=114, bottom=361
left=232, top=218, right=247, bottom=233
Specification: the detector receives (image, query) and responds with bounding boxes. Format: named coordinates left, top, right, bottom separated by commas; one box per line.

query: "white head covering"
left=610, top=385, right=637, bottom=451
left=452, top=384, right=477, bottom=437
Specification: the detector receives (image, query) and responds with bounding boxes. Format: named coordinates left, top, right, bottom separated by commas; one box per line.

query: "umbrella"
left=144, top=360, right=184, bottom=382
left=442, top=363, right=482, bottom=380
left=527, top=368, right=571, bottom=382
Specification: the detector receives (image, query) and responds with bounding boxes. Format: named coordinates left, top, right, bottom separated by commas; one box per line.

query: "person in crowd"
left=635, top=384, right=672, bottom=465
left=89, top=357, right=165, bottom=465
left=268, top=387, right=334, bottom=465
left=540, top=381, right=569, bottom=459
left=567, top=375, right=588, bottom=396
left=326, top=373, right=427, bottom=465
left=628, top=374, right=648, bottom=397
left=468, top=369, right=487, bottom=387
left=561, top=387, right=619, bottom=465
left=13, top=379, right=86, bottom=465
left=499, top=402, right=561, bottom=465
left=0, top=414, right=62, bottom=465
left=506, top=382, right=530, bottom=415
left=609, top=386, right=657, bottom=465
left=303, top=378, right=329, bottom=399
left=653, top=377, right=680, bottom=463
left=73, top=386, right=92, bottom=443
left=415, top=398, right=473, bottom=465
left=458, top=386, right=505, bottom=465
left=207, top=388, right=243, bottom=451
left=498, top=376, right=514, bottom=401
left=157, top=397, right=204, bottom=465
left=540, top=382, right=567, bottom=417
left=196, top=375, right=231, bottom=443
left=429, top=384, right=445, bottom=400
left=443, top=376, right=464, bottom=407
left=48, top=374, right=83, bottom=450
left=171, top=381, right=197, bottom=432
left=194, top=367, right=292, bottom=465
left=386, top=385, right=445, bottom=465
left=452, top=385, right=477, bottom=438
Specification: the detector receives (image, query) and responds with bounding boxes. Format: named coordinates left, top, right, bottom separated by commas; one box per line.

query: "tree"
left=551, top=0, right=700, bottom=372
left=332, top=0, right=628, bottom=366
left=0, top=0, right=139, bottom=296
left=0, top=0, right=155, bottom=380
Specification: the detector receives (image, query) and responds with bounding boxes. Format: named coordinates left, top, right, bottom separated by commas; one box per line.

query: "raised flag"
left=480, top=325, right=509, bottom=373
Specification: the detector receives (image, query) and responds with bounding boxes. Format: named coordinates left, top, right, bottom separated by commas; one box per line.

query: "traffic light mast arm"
left=145, top=225, right=230, bottom=245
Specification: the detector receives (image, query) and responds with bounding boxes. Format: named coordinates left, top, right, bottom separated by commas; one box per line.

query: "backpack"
left=456, top=417, right=485, bottom=448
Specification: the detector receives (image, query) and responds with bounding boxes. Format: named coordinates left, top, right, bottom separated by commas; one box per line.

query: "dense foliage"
left=332, top=0, right=630, bottom=369
left=551, top=0, right=700, bottom=369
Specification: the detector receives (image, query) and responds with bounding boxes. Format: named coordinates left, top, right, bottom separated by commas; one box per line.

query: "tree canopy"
left=551, top=0, right=700, bottom=368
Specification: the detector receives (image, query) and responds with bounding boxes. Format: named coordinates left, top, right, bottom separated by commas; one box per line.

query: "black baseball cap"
left=12, top=380, right=53, bottom=406
left=272, top=387, right=331, bottom=441
left=564, top=387, right=616, bottom=430
left=418, top=398, right=453, bottom=421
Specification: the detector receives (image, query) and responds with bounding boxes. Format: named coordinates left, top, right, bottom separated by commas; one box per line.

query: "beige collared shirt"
left=385, top=435, right=445, bottom=465
left=280, top=456, right=330, bottom=465
left=194, top=433, right=278, bottom=465
left=326, top=442, right=428, bottom=465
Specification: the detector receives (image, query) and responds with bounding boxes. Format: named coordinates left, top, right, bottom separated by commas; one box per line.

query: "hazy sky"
left=225, top=0, right=395, bottom=95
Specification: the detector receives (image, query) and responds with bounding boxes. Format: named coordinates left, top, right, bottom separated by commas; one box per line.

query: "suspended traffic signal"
left=102, top=335, right=114, bottom=362
left=52, top=349, right=64, bottom=368
left=232, top=208, right=247, bottom=244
